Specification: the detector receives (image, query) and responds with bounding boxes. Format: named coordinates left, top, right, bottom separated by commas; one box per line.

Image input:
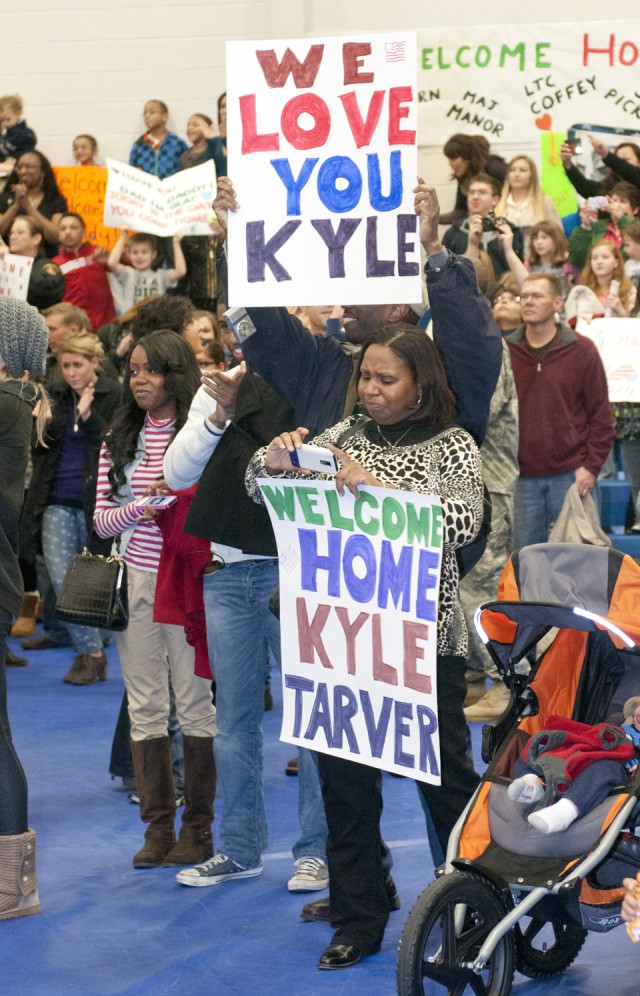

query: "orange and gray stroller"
left=396, top=543, right=640, bottom=995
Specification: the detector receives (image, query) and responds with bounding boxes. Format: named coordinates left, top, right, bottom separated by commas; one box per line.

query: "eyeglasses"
left=493, top=293, right=521, bottom=305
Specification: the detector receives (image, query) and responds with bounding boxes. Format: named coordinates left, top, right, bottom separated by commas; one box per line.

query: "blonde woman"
left=495, top=155, right=561, bottom=255
left=22, top=332, right=121, bottom=685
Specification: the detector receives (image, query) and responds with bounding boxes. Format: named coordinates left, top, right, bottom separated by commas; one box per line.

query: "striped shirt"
left=93, top=415, right=176, bottom=572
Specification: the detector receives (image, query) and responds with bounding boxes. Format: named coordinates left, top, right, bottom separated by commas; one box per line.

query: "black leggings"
left=0, top=607, right=28, bottom=835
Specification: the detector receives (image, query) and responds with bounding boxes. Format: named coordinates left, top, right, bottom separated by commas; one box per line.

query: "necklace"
left=376, top=423, right=416, bottom=448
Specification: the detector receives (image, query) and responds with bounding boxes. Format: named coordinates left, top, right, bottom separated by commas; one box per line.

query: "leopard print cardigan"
left=247, top=416, right=484, bottom=656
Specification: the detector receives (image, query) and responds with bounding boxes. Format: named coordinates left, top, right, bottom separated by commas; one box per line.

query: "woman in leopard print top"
left=247, top=323, right=484, bottom=970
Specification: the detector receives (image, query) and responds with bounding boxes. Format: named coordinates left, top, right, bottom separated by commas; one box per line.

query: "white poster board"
left=0, top=253, right=34, bottom=301
left=227, top=33, right=422, bottom=307
left=417, top=20, right=640, bottom=146
left=103, top=159, right=216, bottom=236
left=260, top=478, right=443, bottom=783
left=579, top=317, right=640, bottom=402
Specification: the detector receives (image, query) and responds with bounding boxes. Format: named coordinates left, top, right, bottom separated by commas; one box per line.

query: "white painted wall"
left=0, top=1, right=614, bottom=209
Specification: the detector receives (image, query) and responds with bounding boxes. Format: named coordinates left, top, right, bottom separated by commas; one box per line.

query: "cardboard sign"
left=417, top=19, right=640, bottom=146
left=260, top=478, right=443, bottom=783
left=53, top=166, right=122, bottom=251
left=227, top=32, right=422, bottom=306
left=0, top=252, right=34, bottom=300
left=103, top=159, right=217, bottom=236
left=579, top=317, right=640, bottom=402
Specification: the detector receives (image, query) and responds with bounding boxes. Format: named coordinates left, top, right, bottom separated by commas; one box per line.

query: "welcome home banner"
left=579, top=317, right=640, bottom=402
left=226, top=32, right=422, bottom=306
left=260, top=478, right=443, bottom=783
left=417, top=20, right=640, bottom=146
left=0, top=253, right=33, bottom=300
left=103, top=159, right=217, bottom=236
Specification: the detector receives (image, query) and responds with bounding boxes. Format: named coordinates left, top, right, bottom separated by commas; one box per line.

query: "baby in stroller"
left=396, top=543, right=640, bottom=996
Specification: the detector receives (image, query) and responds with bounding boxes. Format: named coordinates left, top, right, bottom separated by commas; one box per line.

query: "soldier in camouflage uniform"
left=461, top=341, right=519, bottom=721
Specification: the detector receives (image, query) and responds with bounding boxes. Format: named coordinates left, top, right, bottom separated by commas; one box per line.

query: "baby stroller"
left=396, top=543, right=640, bottom=995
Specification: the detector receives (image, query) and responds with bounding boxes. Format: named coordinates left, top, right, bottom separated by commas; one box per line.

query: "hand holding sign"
left=413, top=180, right=442, bottom=255
left=212, top=177, right=238, bottom=237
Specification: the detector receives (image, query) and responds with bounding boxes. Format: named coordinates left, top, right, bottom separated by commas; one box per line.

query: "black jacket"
left=20, top=373, right=121, bottom=562
left=184, top=372, right=293, bottom=556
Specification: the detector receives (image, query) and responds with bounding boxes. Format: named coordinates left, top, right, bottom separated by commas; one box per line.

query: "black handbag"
left=55, top=549, right=129, bottom=631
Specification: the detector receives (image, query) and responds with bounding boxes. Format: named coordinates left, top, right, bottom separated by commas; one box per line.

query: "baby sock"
left=528, top=797, right=579, bottom=834
left=508, top=773, right=544, bottom=805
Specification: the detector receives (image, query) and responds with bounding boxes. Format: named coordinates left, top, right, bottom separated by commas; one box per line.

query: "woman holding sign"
left=247, top=324, right=484, bottom=969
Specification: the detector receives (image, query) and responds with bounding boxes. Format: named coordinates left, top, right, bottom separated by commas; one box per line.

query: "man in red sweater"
left=54, top=212, right=116, bottom=331
left=506, top=272, right=614, bottom=547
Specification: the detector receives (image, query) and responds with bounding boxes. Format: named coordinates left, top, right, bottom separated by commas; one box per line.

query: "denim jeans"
left=41, top=505, right=103, bottom=654
left=0, top=607, right=28, bottom=835
left=203, top=559, right=327, bottom=868
left=513, top=471, right=575, bottom=548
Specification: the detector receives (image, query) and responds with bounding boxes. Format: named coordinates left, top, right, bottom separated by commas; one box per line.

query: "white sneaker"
left=287, top=857, right=329, bottom=892
left=176, top=852, right=263, bottom=887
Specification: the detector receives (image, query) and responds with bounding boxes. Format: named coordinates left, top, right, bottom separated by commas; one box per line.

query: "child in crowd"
left=527, top=220, right=574, bottom=294
left=0, top=94, right=37, bottom=170
left=53, top=212, right=116, bottom=330
left=565, top=239, right=635, bottom=328
left=129, top=100, right=186, bottom=179
left=73, top=134, right=99, bottom=166
left=621, top=219, right=640, bottom=284
left=569, top=181, right=640, bottom=270
left=107, top=230, right=186, bottom=312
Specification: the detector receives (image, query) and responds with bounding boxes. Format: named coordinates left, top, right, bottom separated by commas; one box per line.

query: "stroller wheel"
left=396, top=870, right=514, bottom=996
left=515, top=915, right=586, bottom=979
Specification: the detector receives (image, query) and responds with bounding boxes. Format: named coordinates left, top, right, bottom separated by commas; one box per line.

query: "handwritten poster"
left=417, top=20, right=640, bottom=146
left=579, top=317, right=640, bottom=402
left=227, top=32, right=422, bottom=306
left=103, top=160, right=217, bottom=236
left=0, top=253, right=34, bottom=300
left=53, top=166, right=122, bottom=251
left=260, top=478, right=443, bottom=783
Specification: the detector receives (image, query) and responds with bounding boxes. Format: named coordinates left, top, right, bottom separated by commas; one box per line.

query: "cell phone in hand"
left=135, top=495, right=178, bottom=509
left=290, top=444, right=339, bottom=475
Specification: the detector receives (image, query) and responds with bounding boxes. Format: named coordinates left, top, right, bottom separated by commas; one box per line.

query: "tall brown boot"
left=10, top=593, right=39, bottom=638
left=130, top=737, right=176, bottom=868
left=0, top=829, right=40, bottom=920
left=162, top=735, right=216, bottom=866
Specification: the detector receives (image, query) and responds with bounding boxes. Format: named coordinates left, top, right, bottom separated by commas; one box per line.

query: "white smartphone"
left=135, top=495, right=178, bottom=509
left=290, top=444, right=339, bottom=475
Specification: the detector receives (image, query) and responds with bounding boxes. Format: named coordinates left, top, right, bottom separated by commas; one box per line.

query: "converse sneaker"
left=176, top=852, right=263, bottom=887
left=287, top=857, right=329, bottom=892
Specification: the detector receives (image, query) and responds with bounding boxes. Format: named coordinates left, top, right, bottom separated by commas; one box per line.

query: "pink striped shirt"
left=93, top=415, right=176, bottom=572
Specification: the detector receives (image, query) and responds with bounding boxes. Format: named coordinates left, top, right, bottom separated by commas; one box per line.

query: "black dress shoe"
left=317, top=943, right=365, bottom=970
left=21, top=634, right=70, bottom=651
left=5, top=647, right=27, bottom=667
left=301, top=875, right=400, bottom=922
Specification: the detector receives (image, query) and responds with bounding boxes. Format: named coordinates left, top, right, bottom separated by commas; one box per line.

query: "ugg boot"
left=10, top=593, right=39, bottom=639
left=163, top=735, right=216, bottom=866
left=130, top=737, right=176, bottom=868
left=0, top=829, right=40, bottom=920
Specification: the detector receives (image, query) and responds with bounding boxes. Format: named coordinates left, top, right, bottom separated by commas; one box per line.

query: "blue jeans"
left=203, top=559, right=327, bottom=868
left=36, top=554, right=72, bottom=647
left=513, top=472, right=575, bottom=548
left=0, top=607, right=28, bottom=834
left=41, top=506, right=103, bottom=654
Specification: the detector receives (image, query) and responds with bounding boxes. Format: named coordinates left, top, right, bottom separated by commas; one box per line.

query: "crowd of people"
left=1, top=106, right=640, bottom=969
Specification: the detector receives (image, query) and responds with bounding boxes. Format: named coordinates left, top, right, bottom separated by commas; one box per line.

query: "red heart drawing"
left=535, top=113, right=552, bottom=131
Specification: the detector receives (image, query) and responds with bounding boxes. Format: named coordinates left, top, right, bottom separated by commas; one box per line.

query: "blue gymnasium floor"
left=2, top=633, right=638, bottom=996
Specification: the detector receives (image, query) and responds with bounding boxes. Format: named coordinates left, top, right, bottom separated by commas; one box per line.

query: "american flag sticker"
left=385, top=41, right=406, bottom=62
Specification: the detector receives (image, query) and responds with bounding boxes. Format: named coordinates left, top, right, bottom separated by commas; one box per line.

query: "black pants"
left=0, top=607, right=28, bottom=834
left=318, top=653, right=480, bottom=951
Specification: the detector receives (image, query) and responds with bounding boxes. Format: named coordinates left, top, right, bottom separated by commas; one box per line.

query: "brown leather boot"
left=162, top=735, right=216, bottom=866
left=63, top=651, right=108, bottom=685
left=130, top=737, right=176, bottom=868
left=10, top=593, right=39, bottom=638
left=0, top=829, right=40, bottom=920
